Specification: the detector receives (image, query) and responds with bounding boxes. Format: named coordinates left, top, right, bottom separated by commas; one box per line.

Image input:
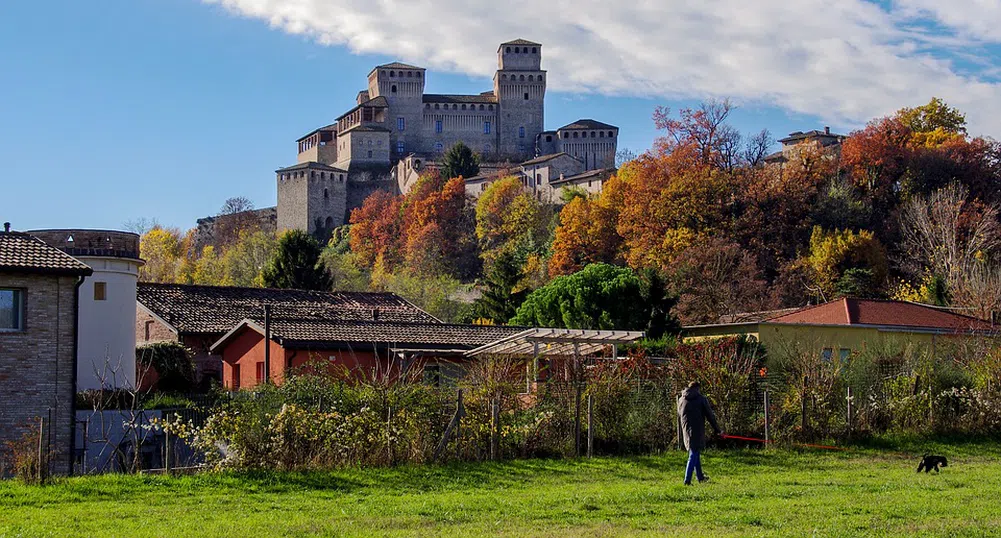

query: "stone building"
left=273, top=39, right=620, bottom=237
left=1, top=224, right=93, bottom=475
left=764, top=126, right=847, bottom=166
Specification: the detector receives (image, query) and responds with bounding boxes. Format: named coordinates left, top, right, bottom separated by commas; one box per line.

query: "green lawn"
left=1, top=439, right=999, bottom=537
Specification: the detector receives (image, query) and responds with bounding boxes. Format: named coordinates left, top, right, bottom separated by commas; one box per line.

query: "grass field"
left=1, top=438, right=999, bottom=537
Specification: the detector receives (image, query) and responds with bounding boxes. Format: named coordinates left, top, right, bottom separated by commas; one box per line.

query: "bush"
left=137, top=341, right=196, bottom=392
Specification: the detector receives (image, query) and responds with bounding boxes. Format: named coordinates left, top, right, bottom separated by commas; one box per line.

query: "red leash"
left=721, top=433, right=849, bottom=452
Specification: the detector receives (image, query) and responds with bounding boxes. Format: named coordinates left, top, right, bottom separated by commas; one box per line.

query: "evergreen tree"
left=474, top=250, right=527, bottom=323
left=441, top=142, right=480, bottom=180
left=262, top=230, right=331, bottom=290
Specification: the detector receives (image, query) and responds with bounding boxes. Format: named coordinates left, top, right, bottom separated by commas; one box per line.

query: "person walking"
left=678, top=381, right=723, bottom=485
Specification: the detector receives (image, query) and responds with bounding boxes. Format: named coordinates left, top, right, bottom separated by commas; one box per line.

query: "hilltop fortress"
left=272, top=39, right=620, bottom=238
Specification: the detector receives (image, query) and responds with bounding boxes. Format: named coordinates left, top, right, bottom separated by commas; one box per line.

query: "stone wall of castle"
left=193, top=207, right=277, bottom=253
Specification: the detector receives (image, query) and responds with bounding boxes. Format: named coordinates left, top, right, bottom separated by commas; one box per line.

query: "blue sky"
left=3, top=0, right=1000, bottom=232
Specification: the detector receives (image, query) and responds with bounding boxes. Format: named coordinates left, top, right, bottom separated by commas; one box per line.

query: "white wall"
left=76, top=256, right=141, bottom=390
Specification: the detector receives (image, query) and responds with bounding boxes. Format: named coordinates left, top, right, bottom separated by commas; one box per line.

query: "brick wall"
left=134, top=307, right=222, bottom=390
left=0, top=272, right=80, bottom=475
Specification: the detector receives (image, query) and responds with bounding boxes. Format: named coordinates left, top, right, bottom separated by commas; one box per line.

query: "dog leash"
left=721, top=433, right=850, bottom=452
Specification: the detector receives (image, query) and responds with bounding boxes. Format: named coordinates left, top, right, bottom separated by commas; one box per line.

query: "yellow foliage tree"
left=804, top=227, right=888, bottom=300
left=138, top=227, right=183, bottom=283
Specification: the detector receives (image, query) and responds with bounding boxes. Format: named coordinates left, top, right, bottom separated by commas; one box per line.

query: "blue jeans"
left=685, top=449, right=704, bottom=484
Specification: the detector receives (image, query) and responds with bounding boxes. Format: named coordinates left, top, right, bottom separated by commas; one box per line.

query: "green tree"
left=192, top=246, right=227, bottom=285
left=440, top=142, right=480, bottom=180
left=473, top=250, right=528, bottom=324
left=262, top=230, right=331, bottom=290
left=510, top=263, right=673, bottom=331
left=221, top=230, right=277, bottom=287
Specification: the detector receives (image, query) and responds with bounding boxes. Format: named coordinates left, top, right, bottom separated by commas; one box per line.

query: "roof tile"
left=0, top=232, right=93, bottom=275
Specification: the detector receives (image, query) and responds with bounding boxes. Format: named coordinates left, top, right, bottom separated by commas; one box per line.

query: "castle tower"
left=29, top=229, right=144, bottom=390
left=276, top=162, right=349, bottom=238
left=368, top=62, right=426, bottom=160
left=494, top=39, right=546, bottom=160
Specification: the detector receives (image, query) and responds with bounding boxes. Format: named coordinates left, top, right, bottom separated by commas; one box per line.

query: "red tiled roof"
left=137, top=283, right=439, bottom=335
left=768, top=298, right=994, bottom=331
left=0, top=232, right=93, bottom=276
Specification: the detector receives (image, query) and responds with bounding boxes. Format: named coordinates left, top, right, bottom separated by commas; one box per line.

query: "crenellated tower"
left=494, top=39, right=546, bottom=160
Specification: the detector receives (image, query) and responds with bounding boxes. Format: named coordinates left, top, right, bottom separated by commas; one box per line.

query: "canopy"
left=463, top=328, right=645, bottom=358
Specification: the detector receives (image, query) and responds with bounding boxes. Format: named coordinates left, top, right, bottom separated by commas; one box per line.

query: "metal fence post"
left=763, top=390, right=770, bottom=445
left=586, top=394, right=593, bottom=458
left=164, top=412, right=172, bottom=474
left=846, top=386, right=853, bottom=437
left=37, top=416, right=44, bottom=483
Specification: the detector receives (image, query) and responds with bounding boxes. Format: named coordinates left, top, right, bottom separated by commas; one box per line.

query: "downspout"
left=68, top=274, right=86, bottom=476
left=264, top=305, right=272, bottom=384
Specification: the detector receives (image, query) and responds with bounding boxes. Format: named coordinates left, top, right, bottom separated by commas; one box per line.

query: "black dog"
left=917, top=454, right=948, bottom=473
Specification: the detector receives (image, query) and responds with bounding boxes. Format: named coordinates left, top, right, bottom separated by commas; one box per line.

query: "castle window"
left=407, top=71, right=413, bottom=77
left=502, top=74, right=507, bottom=80
left=532, top=47, right=537, bottom=53
left=390, top=71, right=396, bottom=77
left=416, top=72, right=421, bottom=78
left=425, top=103, right=430, bottom=109
left=314, top=218, right=322, bottom=231
left=519, top=126, right=525, bottom=138
left=434, top=142, right=443, bottom=152
left=563, top=132, right=569, bottom=139
left=573, top=132, right=579, bottom=138
left=93, top=282, right=106, bottom=301
left=488, top=105, right=493, bottom=110
left=546, top=135, right=552, bottom=142
left=461, top=104, right=466, bottom=110
left=514, top=47, right=520, bottom=53
left=484, top=121, right=491, bottom=134
left=539, top=74, right=543, bottom=81
left=591, top=131, right=596, bottom=138
left=339, top=174, right=344, bottom=181
left=397, top=117, right=405, bottom=131
left=435, top=103, right=440, bottom=110
left=391, top=85, right=397, bottom=93
left=435, top=120, right=443, bottom=133
left=479, top=104, right=484, bottom=110
left=367, top=150, right=373, bottom=158
left=321, top=172, right=326, bottom=179
left=524, top=92, right=529, bottom=100
left=536, top=174, right=541, bottom=185
left=452, top=104, right=458, bottom=110
left=608, top=131, right=614, bottom=137
left=325, top=217, right=333, bottom=229
left=506, top=47, right=511, bottom=53
left=528, top=75, right=533, bottom=81
left=397, top=141, right=405, bottom=154
left=519, top=75, right=525, bottom=81
left=599, top=131, right=605, bottom=138
left=324, top=188, right=329, bottom=199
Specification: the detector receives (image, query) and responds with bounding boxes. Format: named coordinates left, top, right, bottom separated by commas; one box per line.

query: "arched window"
left=461, top=104, right=466, bottom=110
left=391, top=85, right=397, bottom=93
left=452, top=104, right=458, bottom=110
left=416, top=72, right=421, bottom=78
left=339, top=174, right=344, bottom=181
left=425, top=103, right=430, bottom=109
left=310, top=171, right=315, bottom=178
left=545, top=135, right=552, bottom=142
left=524, top=92, right=529, bottom=100
left=325, top=217, right=333, bottom=229
left=519, top=75, right=525, bottom=81
left=599, top=131, right=605, bottom=138
left=539, top=74, right=543, bottom=81
left=573, top=132, right=579, bottom=138
left=407, top=71, right=413, bottom=77
left=532, top=47, right=537, bottom=53
left=323, top=188, right=329, bottom=199
left=502, top=74, right=507, bottom=80
left=514, top=47, right=520, bottom=53
left=608, top=131, right=614, bottom=137
left=390, top=71, right=396, bottom=77
left=321, top=172, right=326, bottom=179
left=528, top=75, right=533, bottom=81
left=479, top=104, right=484, bottom=110
left=591, top=131, right=596, bottom=138
left=506, top=47, right=511, bottom=53
left=435, top=103, right=440, bottom=109
left=519, top=126, right=525, bottom=138
left=488, top=105, right=493, bottom=110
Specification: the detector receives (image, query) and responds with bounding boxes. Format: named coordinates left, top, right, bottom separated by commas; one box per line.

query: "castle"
left=274, top=39, right=620, bottom=238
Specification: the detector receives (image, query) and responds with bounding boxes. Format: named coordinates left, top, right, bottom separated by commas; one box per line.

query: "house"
left=136, top=282, right=440, bottom=390
left=1, top=224, right=93, bottom=475
left=683, top=298, right=995, bottom=359
left=209, top=318, right=523, bottom=389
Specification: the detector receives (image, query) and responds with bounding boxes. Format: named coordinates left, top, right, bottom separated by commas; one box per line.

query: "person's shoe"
left=698, top=475, right=711, bottom=483
left=684, top=481, right=693, bottom=486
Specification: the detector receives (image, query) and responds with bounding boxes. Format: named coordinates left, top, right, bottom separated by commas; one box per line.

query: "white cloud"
left=204, top=0, right=1001, bottom=136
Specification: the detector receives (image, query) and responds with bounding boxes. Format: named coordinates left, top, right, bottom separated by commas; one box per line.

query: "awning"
left=463, top=328, right=645, bottom=358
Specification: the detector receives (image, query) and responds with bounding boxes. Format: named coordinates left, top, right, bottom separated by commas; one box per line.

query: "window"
left=397, top=141, right=405, bottom=154
left=93, top=282, right=106, bottom=301
left=483, top=121, right=491, bottom=134
left=546, top=135, right=552, bottom=142
left=390, top=71, right=396, bottom=77
left=524, top=92, right=529, bottom=100
left=397, top=117, right=405, bottom=131
left=320, top=172, right=326, bottom=179
left=0, top=289, right=24, bottom=331
left=839, top=348, right=851, bottom=361
left=506, top=46, right=511, bottom=53
left=434, top=103, right=440, bottom=110
left=310, top=171, right=315, bottom=178
left=479, top=104, right=484, bottom=110
left=407, top=71, right=413, bottom=77
left=821, top=348, right=834, bottom=363
left=461, top=104, right=466, bottom=110
left=434, top=142, right=444, bottom=152
left=536, top=174, right=541, bottom=185
left=232, top=364, right=241, bottom=390
left=435, top=120, right=443, bottom=133
left=391, top=85, right=397, bottom=93
left=323, top=188, right=329, bottom=199
left=519, top=126, right=525, bottom=138
left=532, top=47, right=537, bottom=53
left=325, top=217, right=333, bottom=229
left=528, top=75, right=533, bottom=81
left=514, top=47, right=520, bottom=53
left=256, top=362, right=265, bottom=384
left=367, top=150, right=373, bottom=158
left=452, top=104, right=458, bottom=110
left=599, top=131, right=605, bottom=138
left=608, top=131, right=614, bottom=137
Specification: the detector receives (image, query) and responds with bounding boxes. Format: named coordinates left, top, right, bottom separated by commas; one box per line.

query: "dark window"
left=532, top=47, right=537, bottom=53
left=93, top=282, right=106, bottom=301
left=479, top=104, right=484, bottom=110
left=591, top=131, right=596, bottom=138
left=324, top=188, right=329, bottom=199
left=390, top=71, right=396, bottom=77
left=524, top=93, right=529, bottom=100
left=325, top=216, right=333, bottom=229
left=608, top=131, right=614, bottom=137
left=435, top=103, right=440, bottom=110
left=435, top=142, right=443, bottom=151
left=232, top=364, right=241, bottom=390
left=310, top=171, right=315, bottom=178
left=407, top=71, right=413, bottom=77
left=536, top=174, right=541, bottom=185
left=546, top=135, right=552, bottom=142
left=452, top=104, right=458, bottom=110
left=573, top=132, right=579, bottom=138
left=519, top=75, right=525, bottom=81
left=256, top=362, right=265, bottom=384
left=599, top=131, right=604, bottom=138
left=539, top=74, right=543, bottom=81
left=391, top=85, right=397, bottom=93
left=821, top=348, right=834, bottom=363
left=488, top=105, right=493, bottom=110
left=840, top=348, right=851, bottom=361
left=484, top=121, right=491, bottom=134
left=436, top=120, right=443, bottom=133
left=519, top=126, right=525, bottom=138
left=514, top=47, right=520, bottom=53
left=1, top=288, right=24, bottom=330
left=367, top=150, right=373, bottom=158
left=506, top=46, right=511, bottom=52
left=528, top=75, right=533, bottom=81
left=397, top=141, right=405, bottom=154
left=425, top=103, right=430, bottom=109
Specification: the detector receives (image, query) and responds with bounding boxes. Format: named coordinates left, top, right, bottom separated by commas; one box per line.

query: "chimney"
left=2, top=222, right=9, bottom=232
left=372, top=308, right=380, bottom=321
left=824, top=126, right=831, bottom=135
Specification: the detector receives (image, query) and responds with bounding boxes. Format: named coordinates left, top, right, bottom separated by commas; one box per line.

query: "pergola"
left=464, top=328, right=646, bottom=358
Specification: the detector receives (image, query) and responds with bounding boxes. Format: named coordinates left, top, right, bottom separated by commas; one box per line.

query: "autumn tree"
left=349, top=190, right=403, bottom=273
left=475, top=176, right=551, bottom=275
left=221, top=230, right=277, bottom=287
left=139, top=226, right=183, bottom=283
left=803, top=227, right=888, bottom=301
left=401, top=172, right=478, bottom=279
left=440, top=142, right=480, bottom=180
left=669, top=238, right=771, bottom=325
left=262, top=230, right=330, bottom=290
left=548, top=191, right=622, bottom=277
left=191, top=246, right=227, bottom=285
